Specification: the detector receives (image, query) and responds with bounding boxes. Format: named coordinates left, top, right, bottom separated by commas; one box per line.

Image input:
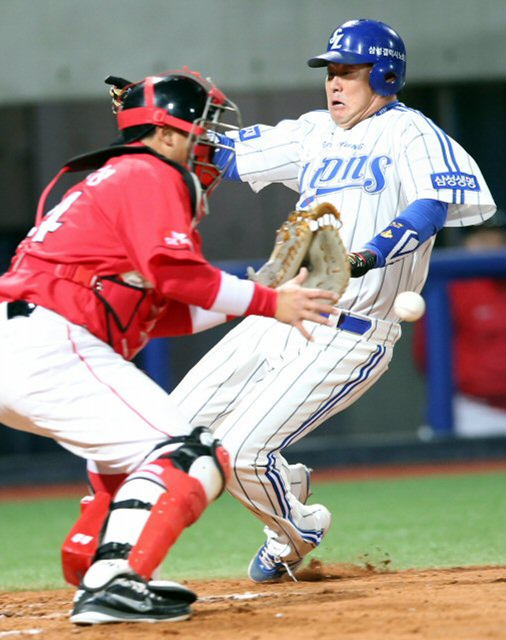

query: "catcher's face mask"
left=114, top=68, right=242, bottom=223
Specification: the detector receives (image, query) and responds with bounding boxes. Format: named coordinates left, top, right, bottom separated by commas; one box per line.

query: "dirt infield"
left=1, top=461, right=505, bottom=638
left=1, top=563, right=505, bottom=639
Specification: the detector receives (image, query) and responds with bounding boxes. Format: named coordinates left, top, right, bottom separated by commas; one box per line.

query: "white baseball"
left=394, top=291, right=426, bottom=322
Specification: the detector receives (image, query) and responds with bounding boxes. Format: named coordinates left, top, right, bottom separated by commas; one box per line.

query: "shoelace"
left=259, top=548, right=298, bottom=582
left=282, top=562, right=298, bottom=582
left=119, top=578, right=170, bottom=602
left=117, top=578, right=150, bottom=595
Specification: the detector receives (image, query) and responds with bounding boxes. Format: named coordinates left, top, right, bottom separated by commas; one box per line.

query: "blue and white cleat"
left=248, top=504, right=331, bottom=583
left=248, top=545, right=303, bottom=583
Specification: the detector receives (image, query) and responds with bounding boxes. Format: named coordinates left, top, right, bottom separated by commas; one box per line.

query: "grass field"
left=0, top=470, right=505, bottom=592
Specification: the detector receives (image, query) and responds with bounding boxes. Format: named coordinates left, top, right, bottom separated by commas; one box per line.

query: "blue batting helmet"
left=307, top=19, right=406, bottom=96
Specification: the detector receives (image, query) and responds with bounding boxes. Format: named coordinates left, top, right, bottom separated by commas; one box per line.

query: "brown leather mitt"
left=248, top=202, right=350, bottom=300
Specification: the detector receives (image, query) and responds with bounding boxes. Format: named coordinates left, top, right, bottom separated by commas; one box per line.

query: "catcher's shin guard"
left=91, top=427, right=230, bottom=582
left=61, top=492, right=111, bottom=586
left=127, top=461, right=208, bottom=579
left=129, top=428, right=230, bottom=579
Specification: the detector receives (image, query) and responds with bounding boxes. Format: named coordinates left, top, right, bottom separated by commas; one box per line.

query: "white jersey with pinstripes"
left=170, top=102, right=496, bottom=564
left=233, top=103, right=496, bottom=321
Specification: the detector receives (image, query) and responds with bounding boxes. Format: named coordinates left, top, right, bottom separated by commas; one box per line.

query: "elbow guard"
left=365, top=200, right=448, bottom=267
left=365, top=219, right=422, bottom=267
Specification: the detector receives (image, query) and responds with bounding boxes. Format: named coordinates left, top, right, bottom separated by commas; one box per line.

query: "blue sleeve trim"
left=212, top=134, right=240, bottom=181
left=401, top=199, right=448, bottom=241
left=365, top=199, right=448, bottom=268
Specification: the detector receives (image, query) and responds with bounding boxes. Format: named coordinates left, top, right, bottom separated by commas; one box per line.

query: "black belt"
left=7, top=300, right=37, bottom=319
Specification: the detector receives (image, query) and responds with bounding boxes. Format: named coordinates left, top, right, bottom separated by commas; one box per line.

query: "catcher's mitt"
left=104, top=75, right=132, bottom=114
left=248, top=202, right=350, bottom=299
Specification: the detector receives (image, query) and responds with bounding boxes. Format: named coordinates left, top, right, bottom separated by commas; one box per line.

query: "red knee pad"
left=61, top=491, right=111, bottom=586
left=128, top=460, right=207, bottom=580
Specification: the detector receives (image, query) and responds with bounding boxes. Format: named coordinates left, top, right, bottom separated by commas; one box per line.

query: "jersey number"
left=29, top=191, right=82, bottom=242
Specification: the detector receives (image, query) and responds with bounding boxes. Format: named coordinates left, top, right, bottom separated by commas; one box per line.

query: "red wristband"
left=245, top=284, right=277, bottom=317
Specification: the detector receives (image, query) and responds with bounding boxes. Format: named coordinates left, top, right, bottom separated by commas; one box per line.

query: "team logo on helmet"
left=367, top=45, right=406, bottom=62
left=329, top=29, right=344, bottom=50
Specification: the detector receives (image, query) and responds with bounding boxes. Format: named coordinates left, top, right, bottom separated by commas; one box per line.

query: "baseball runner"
left=0, top=69, right=339, bottom=625
left=168, top=20, right=497, bottom=581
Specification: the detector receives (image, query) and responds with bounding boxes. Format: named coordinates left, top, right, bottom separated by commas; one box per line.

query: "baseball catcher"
left=0, top=65, right=342, bottom=628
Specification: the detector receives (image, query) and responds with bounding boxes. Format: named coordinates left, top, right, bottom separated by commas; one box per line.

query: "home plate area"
left=0, top=562, right=504, bottom=640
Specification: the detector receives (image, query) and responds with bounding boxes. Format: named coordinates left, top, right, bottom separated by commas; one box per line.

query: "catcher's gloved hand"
left=347, top=250, right=377, bottom=278
left=104, top=75, right=132, bottom=114
left=248, top=202, right=350, bottom=300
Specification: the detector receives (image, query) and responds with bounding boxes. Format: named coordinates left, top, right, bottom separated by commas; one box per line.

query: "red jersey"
left=451, top=278, right=506, bottom=409
left=414, top=277, right=506, bottom=410
left=0, top=147, right=276, bottom=359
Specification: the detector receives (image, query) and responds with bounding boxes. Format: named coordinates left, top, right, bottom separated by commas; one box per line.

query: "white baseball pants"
left=0, top=302, right=193, bottom=475
left=171, top=313, right=401, bottom=561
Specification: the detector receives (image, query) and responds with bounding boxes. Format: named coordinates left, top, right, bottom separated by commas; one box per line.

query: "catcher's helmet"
left=112, top=68, right=241, bottom=207
left=307, top=19, right=406, bottom=96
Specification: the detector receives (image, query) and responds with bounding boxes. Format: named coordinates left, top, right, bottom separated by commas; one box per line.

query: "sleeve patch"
left=239, top=125, right=262, bottom=141
left=163, top=230, right=194, bottom=250
left=431, top=172, right=480, bottom=191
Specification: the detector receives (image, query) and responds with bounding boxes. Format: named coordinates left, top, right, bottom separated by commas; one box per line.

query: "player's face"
left=169, top=130, right=191, bottom=165
left=148, top=126, right=191, bottom=165
left=325, top=63, right=391, bottom=129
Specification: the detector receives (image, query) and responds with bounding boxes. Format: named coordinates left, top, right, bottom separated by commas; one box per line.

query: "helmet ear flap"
left=370, top=60, right=405, bottom=96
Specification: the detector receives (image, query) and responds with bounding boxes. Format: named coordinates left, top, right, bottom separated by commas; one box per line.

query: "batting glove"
left=347, top=250, right=377, bottom=278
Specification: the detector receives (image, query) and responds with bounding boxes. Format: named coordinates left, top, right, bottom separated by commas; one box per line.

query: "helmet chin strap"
left=187, top=172, right=208, bottom=226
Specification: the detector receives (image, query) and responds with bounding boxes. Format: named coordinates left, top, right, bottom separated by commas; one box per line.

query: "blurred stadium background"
left=1, top=0, right=505, bottom=488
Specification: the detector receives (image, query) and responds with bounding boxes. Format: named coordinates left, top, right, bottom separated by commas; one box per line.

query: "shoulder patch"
left=431, top=172, right=480, bottom=192
left=163, top=230, right=194, bottom=250
left=239, top=125, right=261, bottom=141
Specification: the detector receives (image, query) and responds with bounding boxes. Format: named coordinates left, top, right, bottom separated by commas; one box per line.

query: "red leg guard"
left=215, top=444, right=231, bottom=486
left=61, top=492, right=111, bottom=586
left=128, top=460, right=208, bottom=580
left=87, top=469, right=127, bottom=496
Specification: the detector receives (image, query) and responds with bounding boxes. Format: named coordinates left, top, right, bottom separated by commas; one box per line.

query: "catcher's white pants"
left=171, top=313, right=401, bottom=561
left=0, top=303, right=192, bottom=475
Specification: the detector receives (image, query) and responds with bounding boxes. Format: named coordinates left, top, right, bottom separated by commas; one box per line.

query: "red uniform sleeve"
left=152, top=300, right=236, bottom=338
left=104, top=156, right=277, bottom=318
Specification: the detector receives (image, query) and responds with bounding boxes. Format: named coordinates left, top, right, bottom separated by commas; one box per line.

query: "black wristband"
left=347, top=250, right=377, bottom=278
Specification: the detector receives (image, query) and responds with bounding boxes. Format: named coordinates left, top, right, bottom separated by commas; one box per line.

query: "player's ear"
left=158, top=125, right=176, bottom=147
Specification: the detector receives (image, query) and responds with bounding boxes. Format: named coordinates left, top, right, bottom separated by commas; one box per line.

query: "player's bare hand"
left=275, top=268, right=339, bottom=340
